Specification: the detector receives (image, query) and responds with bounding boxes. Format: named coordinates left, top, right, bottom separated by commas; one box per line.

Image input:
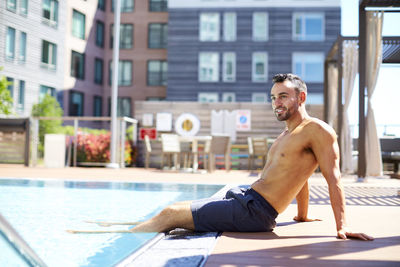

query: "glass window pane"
left=199, top=13, right=220, bottom=41
left=7, top=0, right=17, bottom=12
left=19, top=32, right=27, bottom=62
left=305, top=18, right=322, bottom=39
left=223, top=52, right=236, bottom=82
left=199, top=52, right=219, bottom=82
left=96, top=21, right=104, bottom=47
left=18, top=80, right=25, bottom=112
left=71, top=51, right=85, bottom=79
left=252, top=52, right=268, bottom=82
left=93, top=96, right=102, bottom=116
left=292, top=53, right=323, bottom=82
left=20, top=0, right=28, bottom=15
left=120, top=24, right=133, bottom=49
left=149, top=23, right=167, bottom=48
left=70, top=91, right=83, bottom=116
left=305, top=62, right=323, bottom=82
left=94, top=58, right=103, bottom=84
left=149, top=0, right=167, bottom=12
left=293, top=13, right=323, bottom=41
left=6, top=77, right=14, bottom=98
left=42, top=0, right=58, bottom=26
left=72, top=10, right=85, bottom=39
left=98, top=0, right=105, bottom=11
left=253, top=12, right=268, bottom=41
left=223, top=12, right=236, bottom=41
left=6, top=27, right=16, bottom=59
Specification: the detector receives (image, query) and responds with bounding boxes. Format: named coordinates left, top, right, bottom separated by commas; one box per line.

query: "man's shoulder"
left=302, top=117, right=337, bottom=136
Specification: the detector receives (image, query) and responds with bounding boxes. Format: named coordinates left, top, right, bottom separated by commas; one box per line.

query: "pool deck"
left=1, top=164, right=400, bottom=266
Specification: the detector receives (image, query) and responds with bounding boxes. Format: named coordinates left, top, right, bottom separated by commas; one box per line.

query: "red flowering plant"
left=67, top=129, right=135, bottom=166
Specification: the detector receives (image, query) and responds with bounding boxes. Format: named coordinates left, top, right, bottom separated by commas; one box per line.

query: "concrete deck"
left=1, top=164, right=399, bottom=266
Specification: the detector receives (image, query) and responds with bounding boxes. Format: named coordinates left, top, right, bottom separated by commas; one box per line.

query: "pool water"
left=0, top=179, right=223, bottom=267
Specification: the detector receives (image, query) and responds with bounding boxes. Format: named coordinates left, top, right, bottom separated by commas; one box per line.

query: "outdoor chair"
left=161, top=134, right=181, bottom=170
left=248, top=137, right=275, bottom=172
left=179, top=141, right=193, bottom=169
left=144, top=135, right=155, bottom=169
left=205, top=135, right=231, bottom=172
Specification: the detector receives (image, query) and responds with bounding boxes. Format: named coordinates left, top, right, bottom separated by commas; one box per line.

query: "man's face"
left=270, top=81, right=300, bottom=121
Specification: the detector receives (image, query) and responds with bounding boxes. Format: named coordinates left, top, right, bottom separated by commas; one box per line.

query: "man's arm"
left=310, top=122, right=373, bottom=240
left=293, top=181, right=321, bottom=222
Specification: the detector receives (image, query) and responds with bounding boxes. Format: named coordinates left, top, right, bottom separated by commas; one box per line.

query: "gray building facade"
left=167, top=0, right=341, bottom=104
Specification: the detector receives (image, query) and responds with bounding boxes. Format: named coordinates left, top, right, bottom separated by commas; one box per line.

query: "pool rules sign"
left=236, top=110, right=251, bottom=131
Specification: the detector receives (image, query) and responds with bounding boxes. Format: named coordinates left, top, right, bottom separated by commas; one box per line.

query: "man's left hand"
left=337, top=228, right=374, bottom=241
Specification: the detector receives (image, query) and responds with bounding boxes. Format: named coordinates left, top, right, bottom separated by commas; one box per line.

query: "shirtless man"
left=72, top=74, right=372, bottom=240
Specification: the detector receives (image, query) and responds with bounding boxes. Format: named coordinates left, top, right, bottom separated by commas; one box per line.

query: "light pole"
left=107, top=0, right=121, bottom=169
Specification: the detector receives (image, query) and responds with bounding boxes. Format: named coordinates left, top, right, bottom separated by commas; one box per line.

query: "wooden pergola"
left=324, top=0, right=400, bottom=178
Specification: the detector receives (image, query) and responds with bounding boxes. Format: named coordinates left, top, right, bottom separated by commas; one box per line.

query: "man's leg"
left=130, top=201, right=195, bottom=233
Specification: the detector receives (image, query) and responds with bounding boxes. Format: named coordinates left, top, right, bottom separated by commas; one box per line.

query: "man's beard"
left=274, top=107, right=293, bottom=121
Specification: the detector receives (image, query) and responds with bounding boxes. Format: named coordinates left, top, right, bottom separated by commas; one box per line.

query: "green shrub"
left=0, top=70, right=13, bottom=115
left=31, top=94, right=63, bottom=156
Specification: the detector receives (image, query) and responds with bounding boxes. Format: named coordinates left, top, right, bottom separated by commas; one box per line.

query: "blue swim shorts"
left=191, top=187, right=278, bottom=232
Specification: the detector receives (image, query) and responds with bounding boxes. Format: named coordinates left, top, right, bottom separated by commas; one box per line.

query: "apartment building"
left=1, top=0, right=168, bottom=118
left=166, top=0, right=341, bottom=104
left=65, top=0, right=168, bottom=118
left=1, top=0, right=66, bottom=116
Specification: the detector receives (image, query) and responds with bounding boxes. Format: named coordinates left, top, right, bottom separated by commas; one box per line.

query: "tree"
left=0, top=70, right=13, bottom=115
left=31, top=94, right=63, bottom=153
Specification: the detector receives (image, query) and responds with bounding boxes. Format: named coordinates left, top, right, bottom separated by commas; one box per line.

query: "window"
left=198, top=93, right=218, bottom=103
left=292, top=52, right=324, bottom=82
left=199, top=13, right=219, bottom=41
left=98, top=0, right=105, bottom=11
left=147, top=60, right=167, bottom=86
left=6, top=77, right=14, bottom=98
left=94, top=58, right=103, bottom=84
left=18, top=80, right=25, bottom=112
left=110, top=24, right=133, bottom=49
left=19, top=32, right=27, bottom=62
left=6, top=0, right=16, bottom=12
left=148, top=23, right=167, bottom=49
left=109, top=60, right=132, bottom=86
left=252, top=52, right=268, bottom=82
left=223, top=12, right=236, bottom=41
left=293, top=13, right=324, bottom=41
left=71, top=51, right=85, bottom=80
left=39, top=85, right=56, bottom=101
left=223, top=52, right=236, bottom=82
left=93, top=96, right=102, bottom=116
left=72, top=10, right=85, bottom=39
left=112, top=0, right=134, bottom=12
left=108, top=97, right=131, bottom=117
left=42, top=0, right=58, bottom=27
left=253, top=12, right=268, bottom=41
left=306, top=93, right=323, bottom=104
left=20, top=0, right=28, bottom=15
left=149, top=0, right=167, bottom=12
left=41, top=40, right=57, bottom=70
left=252, top=93, right=268, bottom=103
left=199, top=52, right=219, bottom=82
left=95, top=21, right=105, bottom=47
left=222, top=93, right=235, bottom=102
left=120, top=24, right=133, bottom=49
left=69, top=91, right=84, bottom=116
left=6, top=27, right=16, bottom=60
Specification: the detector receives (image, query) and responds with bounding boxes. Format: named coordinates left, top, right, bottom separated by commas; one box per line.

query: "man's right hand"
left=293, top=216, right=322, bottom=222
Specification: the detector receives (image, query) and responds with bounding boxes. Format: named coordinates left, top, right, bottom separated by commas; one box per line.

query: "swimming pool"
left=0, top=178, right=224, bottom=267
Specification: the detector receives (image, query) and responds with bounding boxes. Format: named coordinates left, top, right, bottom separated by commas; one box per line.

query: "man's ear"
left=299, top=91, right=306, bottom=104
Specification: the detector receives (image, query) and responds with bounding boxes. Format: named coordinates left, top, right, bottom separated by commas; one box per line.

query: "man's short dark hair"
left=272, top=73, right=307, bottom=94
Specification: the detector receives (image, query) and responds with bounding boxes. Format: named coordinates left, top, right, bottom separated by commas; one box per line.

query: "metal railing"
left=0, top=213, right=47, bottom=267
left=31, top=116, right=138, bottom=168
